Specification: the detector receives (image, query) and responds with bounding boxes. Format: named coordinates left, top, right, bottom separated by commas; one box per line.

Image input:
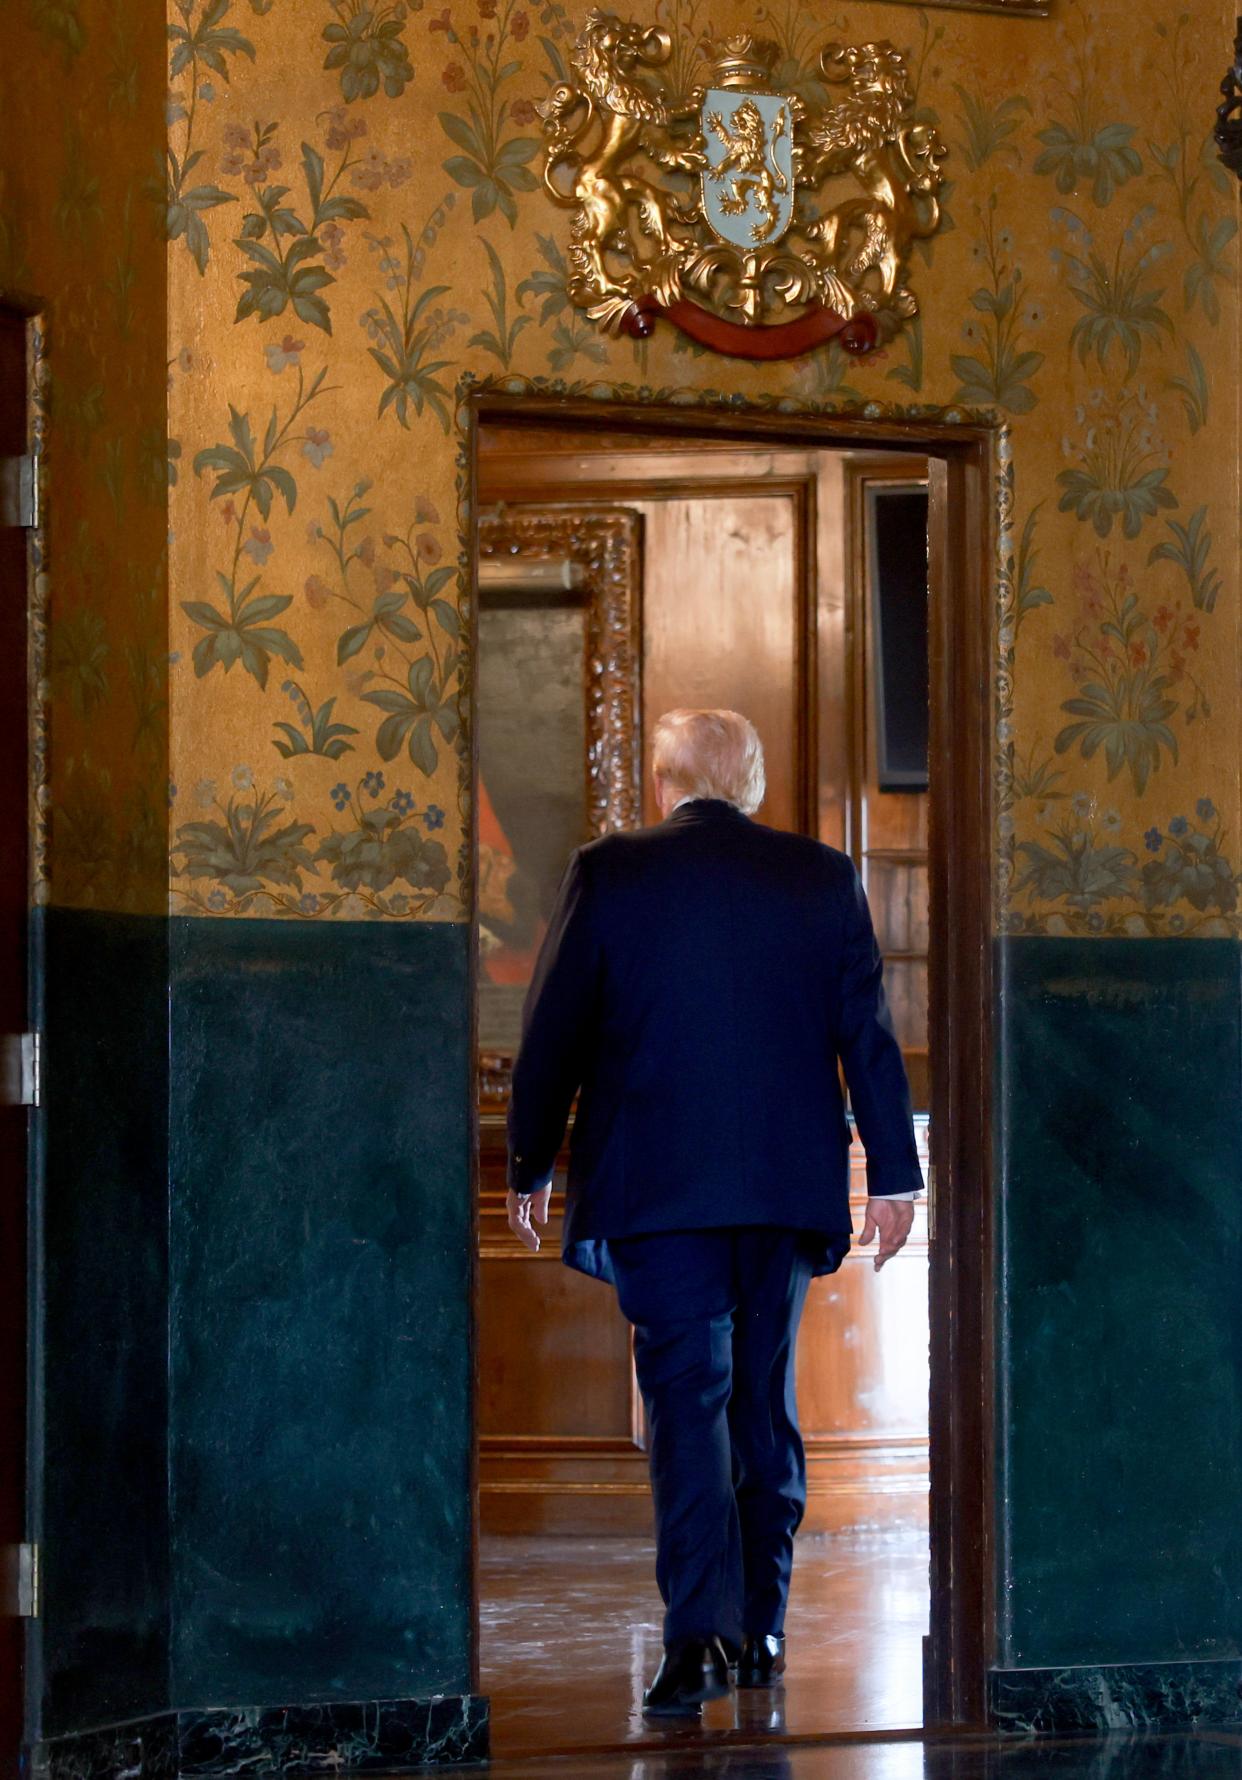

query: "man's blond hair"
left=652, top=708, right=766, bottom=816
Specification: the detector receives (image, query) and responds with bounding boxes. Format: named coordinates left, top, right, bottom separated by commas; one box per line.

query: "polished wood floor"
left=476, top=1731, right=1242, bottom=1779
left=481, top=1530, right=929, bottom=1760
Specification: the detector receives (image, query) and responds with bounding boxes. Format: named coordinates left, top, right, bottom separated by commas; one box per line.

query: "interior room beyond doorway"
left=473, top=417, right=933, bottom=1757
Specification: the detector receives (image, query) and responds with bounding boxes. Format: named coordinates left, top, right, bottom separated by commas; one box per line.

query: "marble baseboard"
left=35, top=1695, right=488, bottom=1778
left=32, top=1714, right=179, bottom=1780
left=990, top=1660, right=1242, bottom=1733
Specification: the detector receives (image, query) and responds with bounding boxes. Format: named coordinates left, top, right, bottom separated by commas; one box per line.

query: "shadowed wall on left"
left=0, top=0, right=172, bottom=1744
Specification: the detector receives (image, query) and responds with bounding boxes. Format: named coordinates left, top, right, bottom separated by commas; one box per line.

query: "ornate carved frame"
left=475, top=503, right=643, bottom=1108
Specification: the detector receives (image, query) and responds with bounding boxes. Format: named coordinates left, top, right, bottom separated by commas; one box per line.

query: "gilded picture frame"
left=475, top=504, right=643, bottom=1108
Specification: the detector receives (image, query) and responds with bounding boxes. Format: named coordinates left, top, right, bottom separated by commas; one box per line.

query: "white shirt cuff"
left=868, top=1191, right=918, bottom=1201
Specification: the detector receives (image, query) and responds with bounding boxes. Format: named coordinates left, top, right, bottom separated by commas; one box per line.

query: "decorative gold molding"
left=477, top=504, right=643, bottom=1107
left=880, top=0, right=1048, bottom=12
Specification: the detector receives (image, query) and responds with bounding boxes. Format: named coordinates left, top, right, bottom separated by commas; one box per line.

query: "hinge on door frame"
left=2, top=1543, right=39, bottom=1618
left=0, top=1032, right=41, bottom=1107
left=0, top=453, right=39, bottom=529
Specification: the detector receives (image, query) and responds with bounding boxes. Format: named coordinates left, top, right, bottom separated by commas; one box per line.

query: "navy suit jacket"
left=506, top=798, right=922, bottom=1282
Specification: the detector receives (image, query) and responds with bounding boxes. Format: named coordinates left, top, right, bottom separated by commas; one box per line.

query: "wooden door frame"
left=462, top=384, right=999, bottom=1733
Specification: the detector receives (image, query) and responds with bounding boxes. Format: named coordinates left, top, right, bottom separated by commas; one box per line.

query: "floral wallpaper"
left=0, top=0, right=169, bottom=914
left=165, top=0, right=1238, bottom=933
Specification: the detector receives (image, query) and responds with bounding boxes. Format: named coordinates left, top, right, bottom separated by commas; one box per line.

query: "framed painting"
left=475, top=505, right=643, bottom=1106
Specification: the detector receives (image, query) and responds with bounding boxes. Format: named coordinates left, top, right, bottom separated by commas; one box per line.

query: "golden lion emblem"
left=705, top=100, right=789, bottom=245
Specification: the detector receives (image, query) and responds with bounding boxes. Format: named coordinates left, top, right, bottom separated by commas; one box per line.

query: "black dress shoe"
left=735, top=1633, right=786, bottom=1687
left=642, top=1637, right=731, bottom=1715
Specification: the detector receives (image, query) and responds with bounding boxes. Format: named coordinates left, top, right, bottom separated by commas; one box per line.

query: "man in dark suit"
left=505, top=709, right=922, bottom=1715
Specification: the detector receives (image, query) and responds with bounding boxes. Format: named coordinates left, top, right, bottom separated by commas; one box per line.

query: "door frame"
left=461, top=382, right=1000, bottom=1732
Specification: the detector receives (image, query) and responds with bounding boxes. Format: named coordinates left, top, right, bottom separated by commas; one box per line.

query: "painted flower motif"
left=1052, top=633, right=1071, bottom=661
left=374, top=565, right=399, bottom=594
left=331, top=782, right=351, bottom=811
left=243, top=527, right=274, bottom=565
left=392, top=789, right=415, bottom=816
left=1153, top=604, right=1175, bottom=634
left=362, top=770, right=386, bottom=796
left=307, top=520, right=324, bottom=542
left=1144, top=827, right=1163, bottom=852
left=265, top=334, right=306, bottom=374
left=352, top=147, right=392, bottom=191
left=1128, top=640, right=1149, bottom=667
left=1071, top=791, right=1094, bottom=820
left=321, top=221, right=347, bottom=270
left=219, top=498, right=238, bottom=526
left=510, top=97, right=537, bottom=125
left=324, top=106, right=368, bottom=151
left=357, top=536, right=377, bottom=567
left=304, top=574, right=332, bottom=610
left=302, top=426, right=333, bottom=467
left=431, top=6, right=454, bottom=26
left=1100, top=810, right=1122, bottom=833
left=1086, top=912, right=1105, bottom=933
left=417, top=532, right=442, bottom=562
left=223, top=123, right=250, bottom=152
left=1168, top=815, right=1189, bottom=837
left=441, top=60, right=466, bottom=90
left=414, top=495, right=440, bottom=524
left=207, top=890, right=228, bottom=911
left=1169, top=914, right=1186, bottom=933
left=511, top=8, right=529, bottom=36
left=1182, top=622, right=1200, bottom=652
left=389, top=893, right=410, bottom=915
left=232, top=764, right=255, bottom=791
left=1197, top=799, right=1218, bottom=823
left=424, top=804, right=445, bottom=830
left=194, top=778, right=217, bottom=809
left=299, top=893, right=320, bottom=915
left=386, top=156, right=413, bottom=189
left=273, top=777, right=294, bottom=801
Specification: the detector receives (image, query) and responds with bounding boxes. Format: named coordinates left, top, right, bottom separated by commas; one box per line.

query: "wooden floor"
left=475, top=1732, right=1242, bottom=1779
left=481, top=1529, right=929, bottom=1760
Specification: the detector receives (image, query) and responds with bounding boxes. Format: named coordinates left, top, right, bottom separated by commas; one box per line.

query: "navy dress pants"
left=607, top=1227, right=815, bottom=1650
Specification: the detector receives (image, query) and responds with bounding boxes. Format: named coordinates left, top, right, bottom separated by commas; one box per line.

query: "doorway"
left=466, top=391, right=996, bottom=1756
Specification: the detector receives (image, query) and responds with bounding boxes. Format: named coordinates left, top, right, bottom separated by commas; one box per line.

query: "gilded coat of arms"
left=538, top=13, right=947, bottom=359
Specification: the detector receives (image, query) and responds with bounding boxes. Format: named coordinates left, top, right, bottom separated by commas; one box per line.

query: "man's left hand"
left=859, top=1197, right=915, bottom=1271
left=507, top=1186, right=552, bottom=1253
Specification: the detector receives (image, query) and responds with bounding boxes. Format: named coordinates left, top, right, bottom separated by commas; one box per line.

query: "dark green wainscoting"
left=992, top=936, right=1242, bottom=1730
left=167, top=915, right=478, bottom=1716
left=31, top=908, right=172, bottom=1739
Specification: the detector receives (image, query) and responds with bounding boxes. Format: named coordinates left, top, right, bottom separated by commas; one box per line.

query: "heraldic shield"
left=701, top=90, right=795, bottom=250
left=536, top=13, right=948, bottom=358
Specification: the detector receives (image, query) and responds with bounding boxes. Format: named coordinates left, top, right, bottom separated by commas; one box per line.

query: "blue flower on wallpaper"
left=363, top=769, right=386, bottom=797
left=1168, top=815, right=1188, bottom=836
left=207, top=889, right=228, bottom=911
left=299, top=893, right=320, bottom=915
left=1144, top=827, right=1163, bottom=852
left=331, top=782, right=351, bottom=810
left=391, top=788, right=415, bottom=815
left=1196, top=798, right=1218, bottom=823
left=423, top=804, right=445, bottom=830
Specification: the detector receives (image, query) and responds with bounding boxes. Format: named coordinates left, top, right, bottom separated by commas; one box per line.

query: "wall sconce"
left=1216, top=16, right=1242, bottom=178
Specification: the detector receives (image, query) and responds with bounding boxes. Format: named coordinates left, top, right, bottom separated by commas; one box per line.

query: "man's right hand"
left=507, top=1185, right=552, bottom=1253
left=859, top=1197, right=915, bottom=1271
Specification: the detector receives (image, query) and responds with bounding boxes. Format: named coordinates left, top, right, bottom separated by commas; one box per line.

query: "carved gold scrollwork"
left=536, top=8, right=950, bottom=356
